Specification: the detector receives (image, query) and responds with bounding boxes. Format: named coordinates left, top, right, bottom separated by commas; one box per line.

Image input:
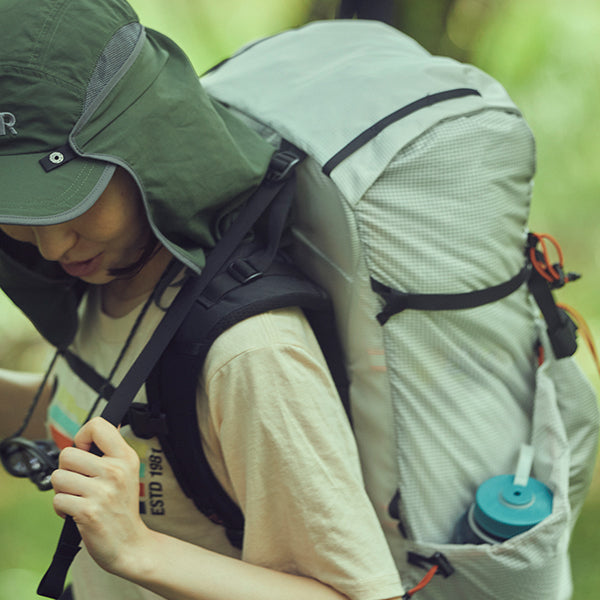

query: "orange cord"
left=404, top=565, right=439, bottom=597
left=529, top=232, right=565, bottom=284
left=529, top=232, right=599, bottom=377
left=537, top=342, right=545, bottom=367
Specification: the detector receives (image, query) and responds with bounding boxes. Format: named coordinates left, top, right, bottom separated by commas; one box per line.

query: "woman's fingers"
left=51, top=454, right=129, bottom=521
left=52, top=473, right=94, bottom=521
left=74, top=417, right=135, bottom=461
left=58, top=445, right=104, bottom=477
left=52, top=492, right=87, bottom=521
left=51, top=468, right=89, bottom=519
left=48, top=419, right=149, bottom=574
left=56, top=418, right=138, bottom=479
left=51, top=417, right=140, bottom=523
left=51, top=465, right=93, bottom=496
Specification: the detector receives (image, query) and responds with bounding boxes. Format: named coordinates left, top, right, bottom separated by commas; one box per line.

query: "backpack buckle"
left=126, top=403, right=168, bottom=439
left=266, top=150, right=302, bottom=182
left=407, top=551, right=454, bottom=578
left=227, top=258, right=262, bottom=284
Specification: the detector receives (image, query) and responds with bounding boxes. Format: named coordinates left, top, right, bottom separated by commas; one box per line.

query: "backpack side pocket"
left=395, top=320, right=599, bottom=600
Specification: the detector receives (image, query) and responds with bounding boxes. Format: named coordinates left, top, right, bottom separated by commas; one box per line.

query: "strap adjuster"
left=266, top=150, right=302, bottom=182
left=227, top=258, right=262, bottom=284
left=407, top=551, right=454, bottom=578
left=126, top=403, right=168, bottom=439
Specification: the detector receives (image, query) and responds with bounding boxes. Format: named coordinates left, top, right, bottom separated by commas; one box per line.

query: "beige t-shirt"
left=47, top=287, right=404, bottom=600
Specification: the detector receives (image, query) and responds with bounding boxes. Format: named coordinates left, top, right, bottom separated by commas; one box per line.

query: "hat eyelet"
left=49, top=151, right=65, bottom=165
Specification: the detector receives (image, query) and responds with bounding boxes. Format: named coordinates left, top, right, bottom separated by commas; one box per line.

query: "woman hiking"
left=0, top=1, right=405, bottom=599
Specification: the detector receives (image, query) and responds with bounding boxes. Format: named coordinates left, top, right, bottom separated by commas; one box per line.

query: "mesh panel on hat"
left=83, top=23, right=142, bottom=114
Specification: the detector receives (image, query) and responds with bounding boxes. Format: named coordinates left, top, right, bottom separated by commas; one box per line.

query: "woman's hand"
left=48, top=418, right=367, bottom=600
left=51, top=417, right=150, bottom=576
left=48, top=418, right=379, bottom=600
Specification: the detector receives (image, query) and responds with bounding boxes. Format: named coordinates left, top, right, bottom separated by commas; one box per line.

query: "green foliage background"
left=0, top=0, right=598, bottom=597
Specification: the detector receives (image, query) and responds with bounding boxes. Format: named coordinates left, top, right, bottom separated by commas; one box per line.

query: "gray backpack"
left=202, top=20, right=599, bottom=599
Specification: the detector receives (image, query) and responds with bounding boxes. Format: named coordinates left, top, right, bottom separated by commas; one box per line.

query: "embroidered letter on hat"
left=0, top=112, right=18, bottom=136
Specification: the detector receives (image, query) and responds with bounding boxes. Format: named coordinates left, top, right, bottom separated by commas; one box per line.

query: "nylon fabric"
left=203, top=20, right=600, bottom=599
left=395, top=322, right=598, bottom=599
left=356, top=111, right=538, bottom=543
left=202, top=20, right=520, bottom=204
left=358, top=111, right=534, bottom=296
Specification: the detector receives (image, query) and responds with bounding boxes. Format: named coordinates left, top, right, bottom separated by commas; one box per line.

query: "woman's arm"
left=125, top=529, right=351, bottom=600
left=51, top=418, right=401, bottom=600
left=0, top=368, right=52, bottom=438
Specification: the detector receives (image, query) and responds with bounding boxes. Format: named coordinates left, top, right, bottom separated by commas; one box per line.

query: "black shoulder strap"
left=37, top=145, right=305, bottom=599
left=130, top=257, right=330, bottom=549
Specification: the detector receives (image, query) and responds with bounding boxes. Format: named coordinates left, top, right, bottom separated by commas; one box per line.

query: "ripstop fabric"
left=201, top=19, right=600, bottom=599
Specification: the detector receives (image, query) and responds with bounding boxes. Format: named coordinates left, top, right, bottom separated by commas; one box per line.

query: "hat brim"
left=0, top=152, right=115, bottom=225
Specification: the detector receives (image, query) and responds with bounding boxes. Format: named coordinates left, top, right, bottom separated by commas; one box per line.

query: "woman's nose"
left=33, top=224, right=77, bottom=262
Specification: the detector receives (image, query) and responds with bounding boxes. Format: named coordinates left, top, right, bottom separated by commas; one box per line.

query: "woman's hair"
left=106, top=168, right=162, bottom=279
left=108, top=232, right=161, bottom=279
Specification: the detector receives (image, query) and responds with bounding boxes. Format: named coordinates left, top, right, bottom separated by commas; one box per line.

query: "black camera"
left=0, top=437, right=60, bottom=491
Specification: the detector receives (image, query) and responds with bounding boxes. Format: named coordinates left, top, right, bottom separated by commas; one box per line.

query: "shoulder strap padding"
left=140, top=261, right=330, bottom=548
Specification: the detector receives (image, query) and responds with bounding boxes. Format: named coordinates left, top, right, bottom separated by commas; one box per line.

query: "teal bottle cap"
left=473, top=474, right=553, bottom=540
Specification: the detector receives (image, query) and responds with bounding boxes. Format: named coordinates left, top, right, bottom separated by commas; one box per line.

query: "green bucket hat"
left=0, top=0, right=275, bottom=347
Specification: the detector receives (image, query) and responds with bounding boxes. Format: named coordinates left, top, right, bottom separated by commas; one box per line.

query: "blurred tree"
left=337, top=0, right=395, bottom=23
left=128, top=0, right=505, bottom=70
left=307, top=0, right=338, bottom=21
left=309, top=0, right=501, bottom=62
left=128, top=0, right=312, bottom=71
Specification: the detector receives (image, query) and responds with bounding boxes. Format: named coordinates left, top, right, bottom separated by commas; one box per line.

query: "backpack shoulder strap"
left=38, top=146, right=306, bottom=599
left=128, top=257, right=331, bottom=548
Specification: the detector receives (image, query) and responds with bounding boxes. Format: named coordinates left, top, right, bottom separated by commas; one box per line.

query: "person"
left=0, top=1, right=406, bottom=599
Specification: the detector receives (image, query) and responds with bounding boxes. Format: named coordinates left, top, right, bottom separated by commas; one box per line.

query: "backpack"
left=198, top=20, right=599, bottom=598
left=41, top=19, right=599, bottom=600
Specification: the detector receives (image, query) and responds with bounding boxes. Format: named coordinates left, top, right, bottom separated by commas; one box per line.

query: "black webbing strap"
left=527, top=263, right=578, bottom=359
left=322, top=89, right=481, bottom=176
left=61, top=350, right=116, bottom=400
left=37, top=273, right=213, bottom=598
left=196, top=146, right=301, bottom=309
left=37, top=148, right=303, bottom=599
left=371, top=265, right=530, bottom=325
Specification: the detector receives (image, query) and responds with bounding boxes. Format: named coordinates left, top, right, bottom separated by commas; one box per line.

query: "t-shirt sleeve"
left=199, top=308, right=405, bottom=600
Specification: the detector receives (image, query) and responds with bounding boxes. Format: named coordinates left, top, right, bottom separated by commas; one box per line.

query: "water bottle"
left=453, top=445, right=553, bottom=544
